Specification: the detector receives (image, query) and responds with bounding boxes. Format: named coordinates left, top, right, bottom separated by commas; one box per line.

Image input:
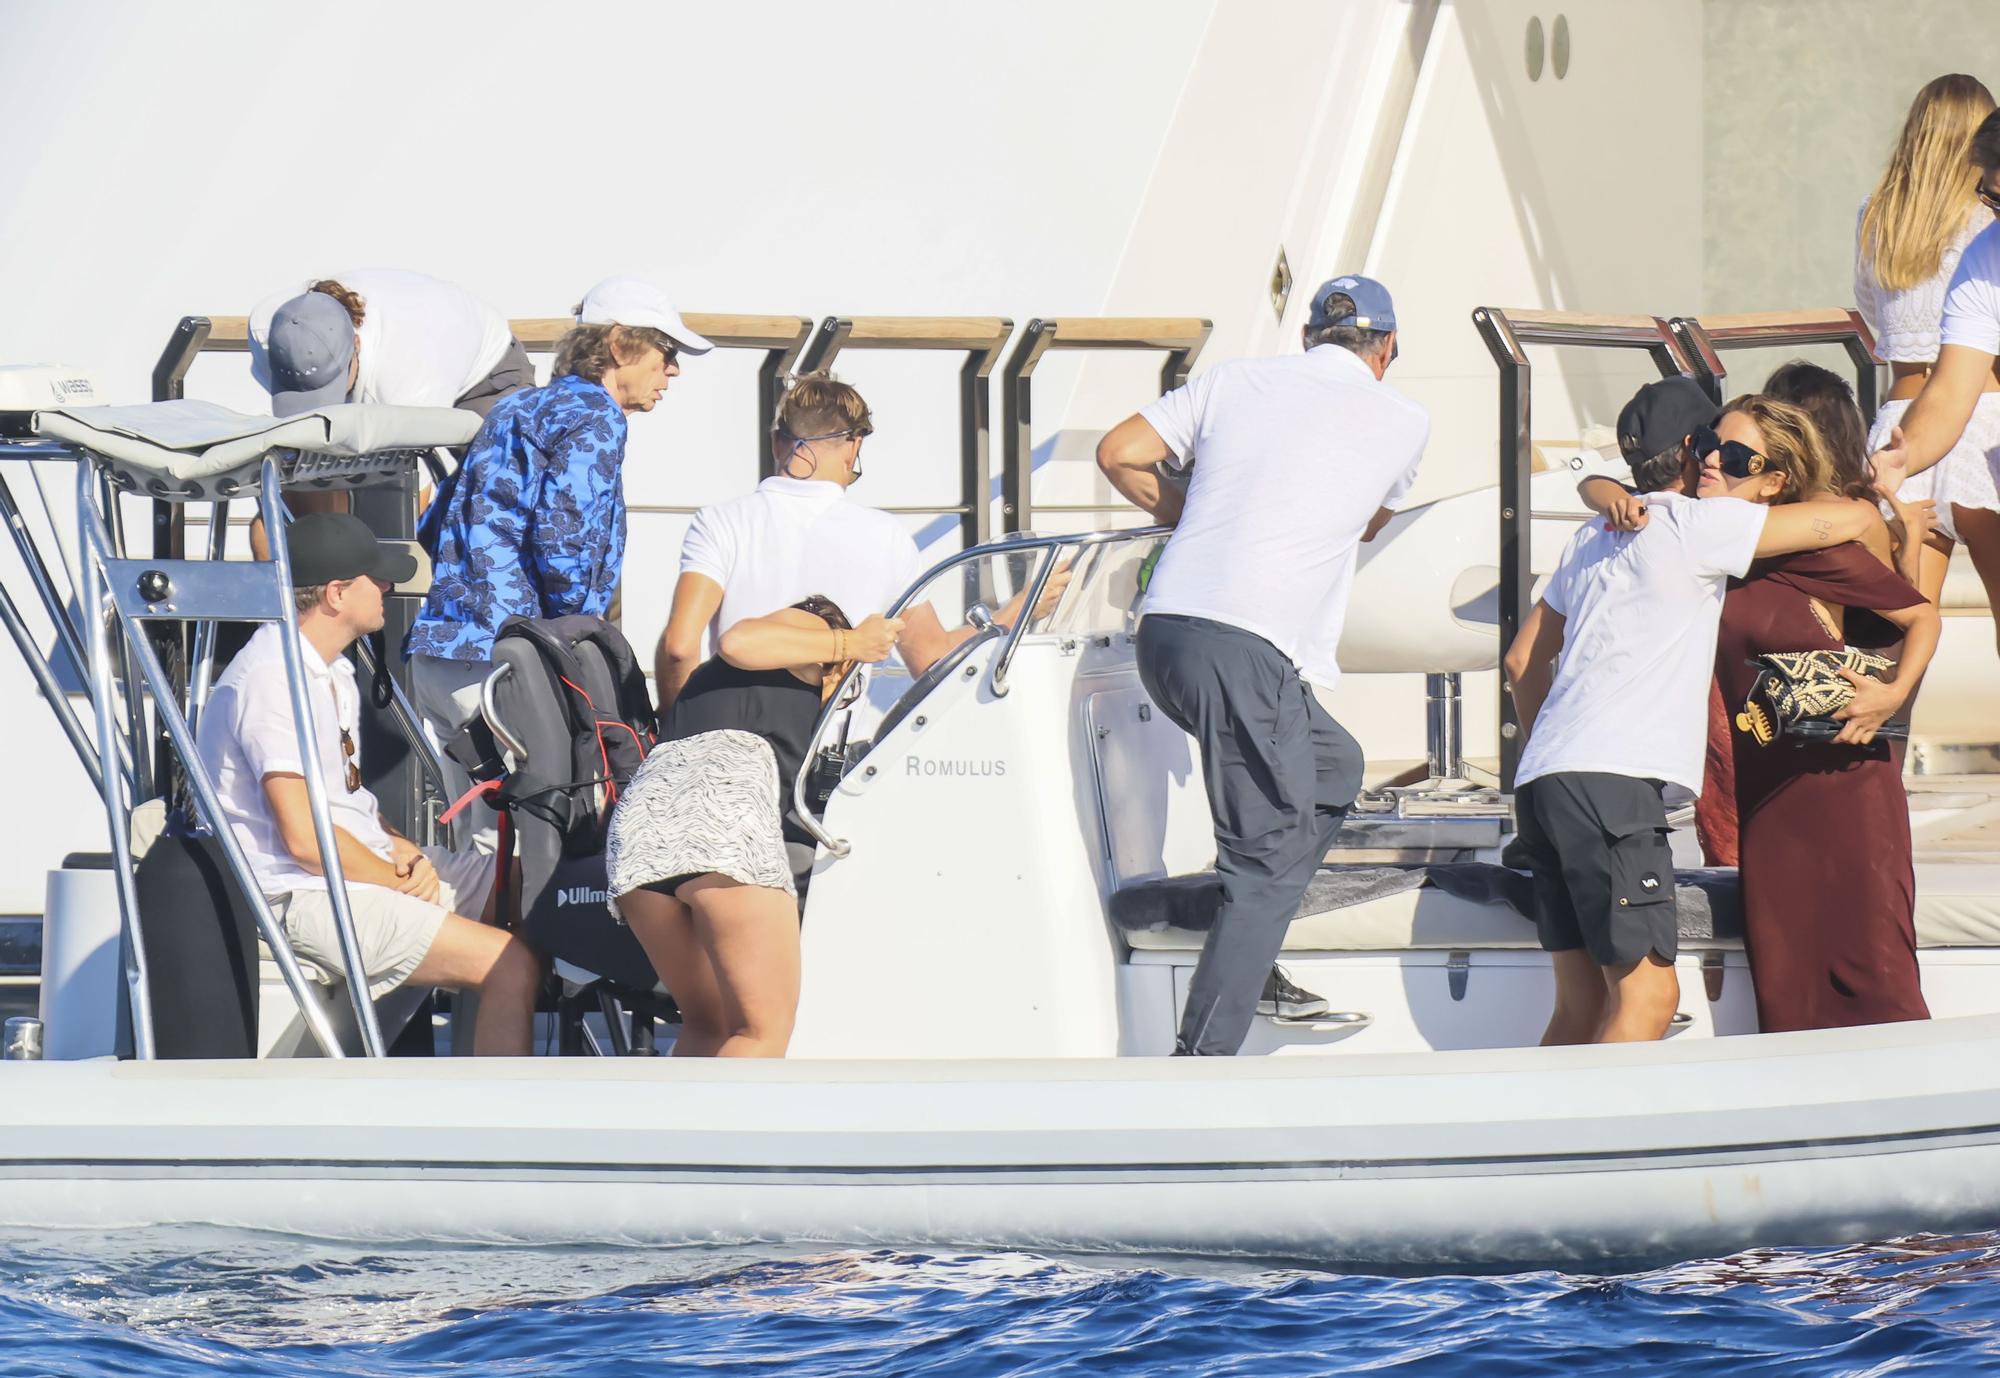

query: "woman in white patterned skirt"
left=1855, top=75, right=2000, bottom=617
left=606, top=595, right=901, bottom=1056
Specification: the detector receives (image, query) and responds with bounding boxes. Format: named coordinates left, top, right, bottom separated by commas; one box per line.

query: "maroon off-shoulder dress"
left=1713, top=544, right=1928, bottom=1033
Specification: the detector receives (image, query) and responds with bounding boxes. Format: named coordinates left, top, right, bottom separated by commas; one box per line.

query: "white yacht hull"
left=7, top=1014, right=2000, bottom=1267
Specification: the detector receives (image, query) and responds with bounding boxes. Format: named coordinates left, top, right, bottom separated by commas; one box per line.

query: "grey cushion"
left=34, top=400, right=480, bottom=500
left=1110, top=861, right=2000, bottom=953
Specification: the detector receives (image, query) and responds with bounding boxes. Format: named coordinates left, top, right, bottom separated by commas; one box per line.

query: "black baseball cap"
left=1616, top=376, right=1719, bottom=469
left=286, top=513, right=418, bottom=587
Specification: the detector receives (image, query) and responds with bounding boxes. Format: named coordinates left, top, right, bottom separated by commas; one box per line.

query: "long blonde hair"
left=1861, top=74, right=1996, bottom=292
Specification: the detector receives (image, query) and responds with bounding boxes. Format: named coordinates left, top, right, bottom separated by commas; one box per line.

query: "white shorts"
left=1870, top=393, right=2000, bottom=544
left=270, top=845, right=495, bottom=999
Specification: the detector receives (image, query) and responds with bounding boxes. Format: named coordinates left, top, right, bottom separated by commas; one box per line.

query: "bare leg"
left=1597, top=954, right=1680, bottom=1043
left=1915, top=532, right=1955, bottom=607
left=1951, top=507, right=2000, bottom=658
left=682, top=876, right=802, bottom=1058
left=407, top=914, right=540, bottom=1055
left=1542, top=949, right=1607, bottom=1046
left=617, top=887, right=727, bottom=1056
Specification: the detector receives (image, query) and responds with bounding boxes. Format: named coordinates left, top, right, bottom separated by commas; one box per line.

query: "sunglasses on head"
left=1691, top=424, right=1768, bottom=479
left=1980, top=185, right=2000, bottom=215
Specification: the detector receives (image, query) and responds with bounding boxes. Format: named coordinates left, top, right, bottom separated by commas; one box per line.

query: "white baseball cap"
left=573, top=276, right=714, bottom=355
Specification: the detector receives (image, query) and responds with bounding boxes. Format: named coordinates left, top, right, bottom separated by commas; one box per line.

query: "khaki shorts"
left=271, top=846, right=496, bottom=999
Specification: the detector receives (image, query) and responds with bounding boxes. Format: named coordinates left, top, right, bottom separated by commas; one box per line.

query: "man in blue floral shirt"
left=406, top=279, right=712, bottom=843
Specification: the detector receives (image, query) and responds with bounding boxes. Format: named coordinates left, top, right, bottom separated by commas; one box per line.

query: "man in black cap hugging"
left=1502, top=376, right=1887, bottom=1045
left=194, top=513, right=540, bottom=1054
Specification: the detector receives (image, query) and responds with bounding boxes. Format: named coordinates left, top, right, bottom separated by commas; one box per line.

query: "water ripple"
left=2, top=1230, right=2000, bottom=1376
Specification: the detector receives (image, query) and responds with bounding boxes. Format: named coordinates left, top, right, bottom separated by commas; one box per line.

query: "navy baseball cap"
left=286, top=513, right=417, bottom=588
left=267, top=291, right=356, bottom=417
left=1306, top=274, right=1396, bottom=332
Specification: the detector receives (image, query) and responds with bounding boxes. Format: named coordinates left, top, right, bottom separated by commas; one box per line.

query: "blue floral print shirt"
left=406, top=374, right=628, bottom=663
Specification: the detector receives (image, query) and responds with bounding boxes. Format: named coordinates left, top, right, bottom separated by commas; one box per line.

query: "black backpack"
left=479, top=615, right=658, bottom=859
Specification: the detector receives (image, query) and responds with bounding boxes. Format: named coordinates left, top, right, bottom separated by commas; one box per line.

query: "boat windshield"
left=1025, top=528, right=1166, bottom=640
left=850, top=527, right=1165, bottom=733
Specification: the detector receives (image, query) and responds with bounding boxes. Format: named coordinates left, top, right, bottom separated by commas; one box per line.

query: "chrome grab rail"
left=479, top=661, right=530, bottom=762
left=73, top=458, right=347, bottom=1059
left=789, top=524, right=1168, bottom=859
left=76, top=464, right=152, bottom=1058
left=987, top=544, right=1059, bottom=698
left=258, top=463, right=387, bottom=1055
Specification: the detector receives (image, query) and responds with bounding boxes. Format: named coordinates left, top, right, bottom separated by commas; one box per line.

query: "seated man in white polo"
left=196, top=514, right=540, bottom=1054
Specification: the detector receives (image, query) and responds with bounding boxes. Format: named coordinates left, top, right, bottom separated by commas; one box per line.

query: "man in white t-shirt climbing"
left=1097, top=274, right=1428, bottom=1056
left=1504, top=376, right=1891, bottom=1045
left=653, top=373, right=1067, bottom=711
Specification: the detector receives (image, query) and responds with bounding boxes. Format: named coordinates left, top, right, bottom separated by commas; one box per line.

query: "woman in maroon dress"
left=1702, top=396, right=1943, bottom=1032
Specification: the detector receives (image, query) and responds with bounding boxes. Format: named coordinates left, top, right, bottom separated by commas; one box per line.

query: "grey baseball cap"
left=1306, top=274, right=1397, bottom=332
left=267, top=291, right=356, bottom=417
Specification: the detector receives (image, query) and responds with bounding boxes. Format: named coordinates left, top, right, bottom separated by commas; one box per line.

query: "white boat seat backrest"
left=33, top=399, right=480, bottom=501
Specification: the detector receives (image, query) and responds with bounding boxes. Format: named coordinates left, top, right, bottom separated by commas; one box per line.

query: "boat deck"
left=1911, top=774, right=2000, bottom=863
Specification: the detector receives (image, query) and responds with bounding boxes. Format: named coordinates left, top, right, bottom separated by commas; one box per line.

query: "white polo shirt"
left=195, top=623, right=397, bottom=897
left=249, top=269, right=515, bottom=410
left=1941, top=221, right=2000, bottom=356
left=1138, top=344, right=1428, bottom=674
left=680, top=476, right=928, bottom=634
left=1516, top=493, right=1768, bottom=793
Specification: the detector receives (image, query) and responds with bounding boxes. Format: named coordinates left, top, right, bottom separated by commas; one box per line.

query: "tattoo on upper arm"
left=1811, top=517, right=1832, bottom=543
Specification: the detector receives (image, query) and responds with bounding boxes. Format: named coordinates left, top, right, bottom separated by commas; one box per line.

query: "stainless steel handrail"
left=76, top=465, right=153, bottom=1059
left=987, top=543, right=1061, bottom=698
left=999, top=316, right=1211, bottom=535
left=479, top=661, right=529, bottom=762
left=1470, top=306, right=1693, bottom=787
left=261, top=462, right=387, bottom=1056
left=73, top=460, right=345, bottom=1058
left=183, top=498, right=229, bottom=741
left=789, top=524, right=1168, bottom=858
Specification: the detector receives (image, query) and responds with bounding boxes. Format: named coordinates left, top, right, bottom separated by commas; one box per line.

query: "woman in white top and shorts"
left=1855, top=74, right=2000, bottom=612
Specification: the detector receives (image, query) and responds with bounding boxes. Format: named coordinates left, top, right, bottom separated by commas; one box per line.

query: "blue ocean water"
left=3, top=1231, right=1999, bottom=1376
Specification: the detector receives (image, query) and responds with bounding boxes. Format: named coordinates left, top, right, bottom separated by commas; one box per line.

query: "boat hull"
left=6, top=1015, right=2000, bottom=1267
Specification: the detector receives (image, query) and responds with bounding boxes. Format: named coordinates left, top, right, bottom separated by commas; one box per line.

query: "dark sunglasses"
left=338, top=727, right=361, bottom=793
left=1691, top=424, right=1768, bottom=479
left=1980, top=185, right=2000, bottom=215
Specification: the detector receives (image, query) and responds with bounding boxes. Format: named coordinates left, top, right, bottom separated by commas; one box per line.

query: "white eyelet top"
left=1854, top=197, right=1991, bottom=363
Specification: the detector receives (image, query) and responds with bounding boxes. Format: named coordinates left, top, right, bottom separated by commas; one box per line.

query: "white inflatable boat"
left=4, top=304, right=2000, bottom=1268
left=9, top=1013, right=2000, bottom=1267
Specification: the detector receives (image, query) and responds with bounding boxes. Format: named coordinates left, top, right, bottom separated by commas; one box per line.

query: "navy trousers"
left=1136, top=614, right=1363, bottom=1055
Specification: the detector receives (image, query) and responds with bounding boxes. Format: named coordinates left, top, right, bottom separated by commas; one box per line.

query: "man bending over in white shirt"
left=196, top=514, right=540, bottom=1054
left=1504, top=377, right=1889, bottom=1044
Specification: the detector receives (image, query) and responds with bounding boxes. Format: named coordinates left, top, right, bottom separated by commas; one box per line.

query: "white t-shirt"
left=1515, top=493, right=1769, bottom=793
left=195, top=623, right=398, bottom=897
left=1941, top=222, right=2000, bottom=356
left=248, top=269, right=515, bottom=409
left=680, top=476, right=927, bottom=636
left=1138, top=344, right=1428, bottom=671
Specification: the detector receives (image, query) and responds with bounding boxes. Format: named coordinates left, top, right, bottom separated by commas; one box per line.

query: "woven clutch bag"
left=1734, top=647, right=1908, bottom=746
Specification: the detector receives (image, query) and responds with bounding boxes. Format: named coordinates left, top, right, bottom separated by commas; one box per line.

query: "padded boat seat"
left=33, top=399, right=479, bottom=501
left=1111, top=861, right=2000, bottom=953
